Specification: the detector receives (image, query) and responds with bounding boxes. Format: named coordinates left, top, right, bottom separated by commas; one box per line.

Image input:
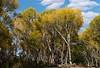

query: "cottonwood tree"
left=0, top=0, right=18, bottom=67
left=80, top=15, right=100, bottom=67
left=8, top=6, right=85, bottom=67
left=0, top=22, right=13, bottom=67
left=13, top=7, right=41, bottom=62
left=38, top=8, right=83, bottom=65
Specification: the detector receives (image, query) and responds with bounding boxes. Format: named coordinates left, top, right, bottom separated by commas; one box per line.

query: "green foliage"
left=0, top=0, right=18, bottom=11
left=19, top=7, right=37, bottom=22
left=90, top=15, right=100, bottom=44
left=0, top=23, right=11, bottom=49
left=72, top=45, right=86, bottom=65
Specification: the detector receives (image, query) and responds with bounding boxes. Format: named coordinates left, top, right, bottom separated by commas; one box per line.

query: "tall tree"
left=13, top=7, right=40, bottom=61
left=39, top=8, right=83, bottom=64
left=80, top=15, right=100, bottom=67
left=0, top=0, right=18, bottom=67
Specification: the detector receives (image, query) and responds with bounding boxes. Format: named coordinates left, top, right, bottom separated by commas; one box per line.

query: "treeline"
left=0, top=0, right=100, bottom=68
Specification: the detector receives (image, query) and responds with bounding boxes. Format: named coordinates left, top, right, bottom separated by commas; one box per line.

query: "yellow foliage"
left=41, top=8, right=83, bottom=30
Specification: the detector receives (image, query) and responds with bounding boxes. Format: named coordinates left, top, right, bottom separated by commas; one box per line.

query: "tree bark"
left=54, top=27, right=72, bottom=64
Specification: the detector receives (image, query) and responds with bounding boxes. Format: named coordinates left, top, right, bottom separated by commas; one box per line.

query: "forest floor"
left=45, top=64, right=96, bottom=68
left=45, top=67, right=95, bottom=68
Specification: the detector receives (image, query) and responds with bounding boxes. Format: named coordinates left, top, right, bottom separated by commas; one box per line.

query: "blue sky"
left=16, top=0, right=100, bottom=31
left=16, top=0, right=69, bottom=12
left=16, top=0, right=44, bottom=12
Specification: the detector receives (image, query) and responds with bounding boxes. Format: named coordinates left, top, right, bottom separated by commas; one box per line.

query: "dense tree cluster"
left=0, top=0, right=100, bottom=68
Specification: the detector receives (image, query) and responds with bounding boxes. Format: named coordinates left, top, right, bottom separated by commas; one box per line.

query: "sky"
left=16, top=0, right=100, bottom=31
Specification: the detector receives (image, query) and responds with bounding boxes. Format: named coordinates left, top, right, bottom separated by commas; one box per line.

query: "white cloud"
left=68, top=0, right=99, bottom=11
left=41, top=0, right=65, bottom=9
left=69, top=0, right=90, bottom=3
left=46, top=3, right=64, bottom=9
left=67, top=0, right=100, bottom=31
left=40, top=0, right=100, bottom=31
left=41, top=0, right=53, bottom=6
left=80, top=11, right=100, bottom=31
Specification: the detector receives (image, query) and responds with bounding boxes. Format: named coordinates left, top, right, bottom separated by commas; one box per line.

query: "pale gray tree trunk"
left=67, top=34, right=72, bottom=64
left=61, top=43, right=65, bottom=64
left=54, top=27, right=72, bottom=64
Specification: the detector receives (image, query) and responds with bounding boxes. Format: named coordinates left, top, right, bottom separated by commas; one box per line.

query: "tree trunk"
left=67, top=34, right=72, bottom=64
left=54, top=27, right=72, bottom=64
left=65, top=49, right=68, bottom=64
